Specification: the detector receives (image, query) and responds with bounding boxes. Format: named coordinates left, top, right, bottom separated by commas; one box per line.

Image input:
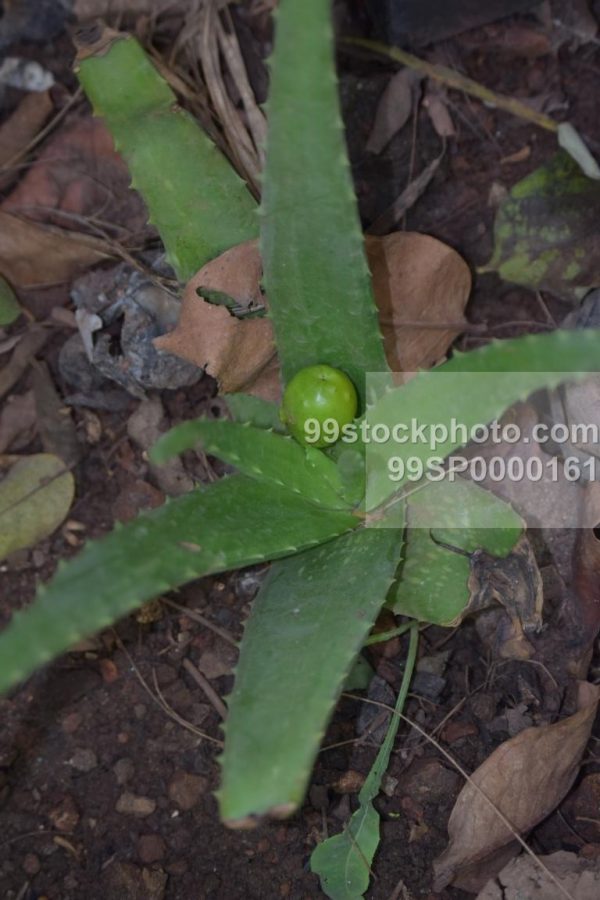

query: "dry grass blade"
left=368, top=150, right=444, bottom=235
left=183, top=657, right=228, bottom=720
left=199, top=3, right=261, bottom=194
left=219, top=7, right=267, bottom=166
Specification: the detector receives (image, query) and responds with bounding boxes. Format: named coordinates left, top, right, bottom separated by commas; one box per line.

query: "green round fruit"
left=280, top=364, right=358, bottom=448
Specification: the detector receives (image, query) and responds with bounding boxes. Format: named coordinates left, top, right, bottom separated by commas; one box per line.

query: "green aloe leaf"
left=391, top=479, right=523, bottom=624
left=261, top=0, right=388, bottom=404
left=218, top=523, right=405, bottom=823
left=485, top=152, right=600, bottom=299
left=365, top=329, right=600, bottom=511
left=76, top=33, right=257, bottom=280
left=0, top=476, right=355, bottom=695
left=226, top=393, right=284, bottom=432
left=311, top=623, right=419, bottom=899
left=151, top=418, right=351, bottom=510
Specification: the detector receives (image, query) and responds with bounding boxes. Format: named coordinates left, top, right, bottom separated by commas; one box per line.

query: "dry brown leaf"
left=155, top=239, right=275, bottom=393
left=0, top=389, right=36, bottom=453
left=424, top=88, right=456, bottom=138
left=0, top=210, right=109, bottom=288
left=366, top=232, right=470, bottom=370
left=368, top=154, right=444, bottom=235
left=477, top=850, right=600, bottom=900
left=433, top=681, right=600, bottom=893
left=158, top=233, right=469, bottom=394
left=3, top=117, right=147, bottom=236
left=366, top=69, right=420, bottom=155
left=0, top=90, right=54, bottom=188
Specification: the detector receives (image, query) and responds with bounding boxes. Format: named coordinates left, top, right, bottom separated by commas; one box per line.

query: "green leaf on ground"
left=0, top=275, right=20, bottom=325
left=0, top=454, right=74, bottom=561
left=311, top=623, right=419, bottom=899
left=485, top=151, right=600, bottom=299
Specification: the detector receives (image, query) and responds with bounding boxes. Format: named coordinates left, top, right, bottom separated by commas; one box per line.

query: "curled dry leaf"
left=366, top=68, right=420, bottom=155
left=154, top=239, right=276, bottom=394
left=433, top=681, right=600, bottom=893
left=0, top=89, right=53, bottom=189
left=0, top=210, right=109, bottom=289
left=158, top=233, right=470, bottom=395
left=366, top=231, right=470, bottom=371
left=3, top=117, right=147, bottom=235
left=477, top=850, right=600, bottom=900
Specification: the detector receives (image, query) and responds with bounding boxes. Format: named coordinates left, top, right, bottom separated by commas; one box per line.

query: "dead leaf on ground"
left=0, top=210, right=110, bottom=288
left=477, top=849, right=600, bottom=899
left=158, top=233, right=470, bottom=394
left=3, top=117, right=147, bottom=237
left=424, top=87, right=456, bottom=139
left=32, top=360, right=80, bottom=467
left=0, top=326, right=49, bottom=400
left=366, top=231, right=470, bottom=370
left=0, top=453, right=75, bottom=561
left=0, top=89, right=54, bottom=189
left=0, top=389, right=36, bottom=452
left=368, top=153, right=445, bottom=234
left=366, top=69, right=420, bottom=154
left=154, top=239, right=276, bottom=394
left=433, top=681, right=600, bottom=893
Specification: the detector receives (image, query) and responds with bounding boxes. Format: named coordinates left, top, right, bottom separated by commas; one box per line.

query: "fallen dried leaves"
left=155, top=239, right=276, bottom=394
left=433, top=681, right=600, bottom=893
left=157, top=233, right=470, bottom=395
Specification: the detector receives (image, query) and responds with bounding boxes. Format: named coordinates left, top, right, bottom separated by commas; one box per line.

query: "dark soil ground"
left=1, top=2, right=600, bottom=899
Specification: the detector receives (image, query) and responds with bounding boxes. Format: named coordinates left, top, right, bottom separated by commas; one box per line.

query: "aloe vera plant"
left=2, top=1, right=599, bottom=896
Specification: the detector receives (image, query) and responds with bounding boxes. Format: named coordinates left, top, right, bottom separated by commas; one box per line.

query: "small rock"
left=196, top=648, right=234, bottom=680
left=116, top=793, right=156, bottom=817
left=49, top=796, right=80, bottom=832
left=69, top=748, right=98, bottom=772
left=22, top=853, right=40, bottom=876
left=134, top=704, right=147, bottom=720
left=333, top=770, right=365, bottom=794
left=61, top=712, right=82, bottom=734
left=100, top=658, right=119, bottom=683
left=104, top=861, right=167, bottom=900
left=167, top=771, right=207, bottom=811
left=137, top=834, right=166, bottom=864
left=113, top=757, right=135, bottom=785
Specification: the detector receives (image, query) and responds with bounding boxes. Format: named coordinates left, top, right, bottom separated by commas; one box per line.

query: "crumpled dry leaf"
left=3, top=117, right=147, bottom=235
left=154, top=239, right=276, bottom=393
left=433, top=681, right=600, bottom=893
left=0, top=210, right=109, bottom=288
left=0, top=389, right=36, bottom=453
left=158, top=233, right=470, bottom=394
left=477, top=850, right=600, bottom=900
left=366, top=69, right=420, bottom=154
left=424, top=87, right=456, bottom=138
left=0, top=453, right=75, bottom=560
left=366, top=231, right=470, bottom=370
left=0, top=89, right=53, bottom=189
